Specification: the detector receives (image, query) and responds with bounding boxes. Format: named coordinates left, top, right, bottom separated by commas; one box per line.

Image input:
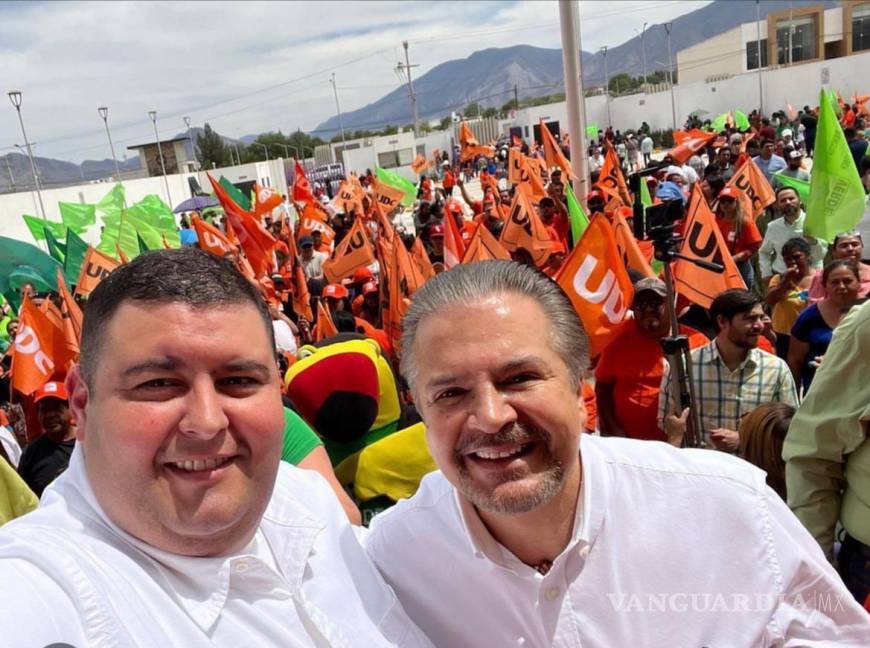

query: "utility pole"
left=8, top=91, right=46, bottom=219
left=329, top=72, right=347, bottom=146
left=641, top=22, right=648, bottom=91
left=396, top=41, right=420, bottom=137
left=756, top=0, right=764, bottom=114
left=559, top=0, right=590, bottom=202
left=4, top=155, right=15, bottom=192
left=601, top=46, right=612, bottom=127
left=665, top=22, right=678, bottom=131
left=514, top=83, right=519, bottom=110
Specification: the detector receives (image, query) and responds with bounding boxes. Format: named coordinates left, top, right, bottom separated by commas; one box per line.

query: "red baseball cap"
left=362, top=281, right=379, bottom=296
left=322, top=283, right=349, bottom=299
left=429, top=223, right=445, bottom=238
left=351, top=267, right=374, bottom=284
left=587, top=189, right=604, bottom=201
left=34, top=381, right=68, bottom=403
left=718, top=187, right=740, bottom=200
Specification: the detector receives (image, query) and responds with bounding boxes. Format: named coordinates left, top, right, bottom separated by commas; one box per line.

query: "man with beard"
left=759, top=186, right=827, bottom=287
left=660, top=289, right=798, bottom=452
left=596, top=278, right=707, bottom=442
left=17, top=381, right=76, bottom=497
left=362, top=263, right=868, bottom=646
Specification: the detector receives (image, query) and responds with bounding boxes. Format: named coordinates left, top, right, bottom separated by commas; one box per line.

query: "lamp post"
left=97, top=106, right=123, bottom=183
left=256, top=142, right=269, bottom=160
left=664, top=23, right=678, bottom=131
left=148, top=110, right=172, bottom=207
left=274, top=143, right=295, bottom=159
left=601, top=46, right=612, bottom=127
left=3, top=154, right=15, bottom=192
left=559, top=0, right=590, bottom=203
left=8, top=90, right=46, bottom=219
left=641, top=22, right=648, bottom=90
left=183, top=115, right=197, bottom=170
left=329, top=73, right=347, bottom=146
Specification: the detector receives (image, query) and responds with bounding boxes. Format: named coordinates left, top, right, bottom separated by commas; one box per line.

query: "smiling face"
left=718, top=303, right=765, bottom=350
left=412, top=293, right=585, bottom=515
left=67, top=301, right=284, bottom=556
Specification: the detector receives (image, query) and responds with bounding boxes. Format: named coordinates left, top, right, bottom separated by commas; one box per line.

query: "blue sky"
left=0, top=0, right=709, bottom=162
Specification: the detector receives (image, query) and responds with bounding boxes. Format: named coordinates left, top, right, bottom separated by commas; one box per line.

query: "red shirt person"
left=596, top=278, right=708, bottom=441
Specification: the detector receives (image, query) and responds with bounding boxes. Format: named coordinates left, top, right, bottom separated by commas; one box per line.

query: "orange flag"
left=462, top=223, right=511, bottom=263
left=668, top=129, right=717, bottom=164
left=612, top=210, right=656, bottom=278
left=507, top=147, right=525, bottom=185
left=500, top=189, right=553, bottom=266
left=383, top=236, right=425, bottom=352
left=371, top=199, right=396, bottom=243
left=372, top=179, right=405, bottom=215
left=335, top=179, right=364, bottom=216
left=674, top=185, right=746, bottom=308
left=724, top=156, right=775, bottom=220
left=56, top=268, right=83, bottom=356
left=459, top=121, right=495, bottom=161
left=411, top=237, right=436, bottom=280
left=322, top=217, right=376, bottom=283
left=411, top=153, right=428, bottom=175
left=291, top=264, right=314, bottom=322
left=297, top=208, right=336, bottom=249
left=539, top=119, right=574, bottom=178
left=556, top=215, right=633, bottom=356
left=208, top=174, right=276, bottom=277
left=192, top=215, right=238, bottom=257
left=443, top=213, right=466, bottom=269
left=10, top=295, right=76, bottom=395
left=596, top=145, right=630, bottom=206
left=75, top=246, right=120, bottom=297
left=253, top=182, right=283, bottom=219
left=313, top=299, right=338, bottom=342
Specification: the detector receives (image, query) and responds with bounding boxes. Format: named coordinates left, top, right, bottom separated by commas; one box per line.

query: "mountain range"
left=313, top=0, right=837, bottom=136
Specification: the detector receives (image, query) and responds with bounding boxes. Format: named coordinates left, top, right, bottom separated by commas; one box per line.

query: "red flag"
left=673, top=185, right=746, bottom=308
left=556, top=215, right=633, bottom=356
left=293, top=162, right=316, bottom=203
left=208, top=174, right=276, bottom=277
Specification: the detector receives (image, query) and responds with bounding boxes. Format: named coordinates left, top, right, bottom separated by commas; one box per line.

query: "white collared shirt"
left=0, top=447, right=432, bottom=648
left=364, top=435, right=870, bottom=647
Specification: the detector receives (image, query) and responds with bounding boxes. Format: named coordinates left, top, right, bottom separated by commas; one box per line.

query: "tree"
left=463, top=102, right=481, bottom=118
left=439, top=116, right=452, bottom=130
left=196, top=123, right=229, bottom=169
left=482, top=107, right=498, bottom=119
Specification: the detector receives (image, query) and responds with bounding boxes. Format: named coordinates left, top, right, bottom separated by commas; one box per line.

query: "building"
left=678, top=2, right=870, bottom=84
left=126, top=137, right=194, bottom=177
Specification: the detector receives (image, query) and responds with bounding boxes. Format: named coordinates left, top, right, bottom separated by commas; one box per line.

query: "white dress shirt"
left=364, top=435, right=870, bottom=647
left=758, top=211, right=827, bottom=278
left=0, top=447, right=432, bottom=648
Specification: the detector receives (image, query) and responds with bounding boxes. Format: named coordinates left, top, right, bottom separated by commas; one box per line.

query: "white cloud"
left=0, top=0, right=704, bottom=162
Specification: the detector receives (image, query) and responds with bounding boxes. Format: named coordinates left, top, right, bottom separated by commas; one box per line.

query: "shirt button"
left=544, top=587, right=560, bottom=601
left=233, top=560, right=250, bottom=574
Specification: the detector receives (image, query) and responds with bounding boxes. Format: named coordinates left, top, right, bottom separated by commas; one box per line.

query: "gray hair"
left=400, top=260, right=588, bottom=393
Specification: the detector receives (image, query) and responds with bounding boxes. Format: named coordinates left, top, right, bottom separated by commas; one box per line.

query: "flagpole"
left=558, top=0, right=590, bottom=201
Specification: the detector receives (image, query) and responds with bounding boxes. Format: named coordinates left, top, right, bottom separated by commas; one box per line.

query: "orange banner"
left=668, top=129, right=717, bottom=165
left=443, top=212, right=466, bottom=269
left=10, top=295, right=75, bottom=395
left=372, top=179, right=405, bottom=214
left=313, top=299, right=338, bottom=341
left=74, top=247, right=120, bottom=297
left=539, top=119, right=574, bottom=179
left=462, top=223, right=511, bottom=263
left=596, top=145, right=630, bottom=206
left=499, top=189, right=552, bottom=266
left=254, top=182, right=283, bottom=219
left=674, top=186, right=746, bottom=308
left=411, top=237, right=436, bottom=280
left=56, top=268, right=83, bottom=356
left=459, top=122, right=495, bottom=161
left=612, top=210, right=656, bottom=278
left=322, top=218, right=376, bottom=283
left=556, top=215, right=633, bottom=356
left=192, top=215, right=238, bottom=257
left=724, top=156, right=775, bottom=220
left=411, top=153, right=428, bottom=175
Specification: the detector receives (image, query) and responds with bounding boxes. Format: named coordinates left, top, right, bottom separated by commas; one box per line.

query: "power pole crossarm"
left=397, top=41, right=420, bottom=137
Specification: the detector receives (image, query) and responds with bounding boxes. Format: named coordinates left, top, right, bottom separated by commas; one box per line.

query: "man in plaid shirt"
left=659, top=289, right=798, bottom=451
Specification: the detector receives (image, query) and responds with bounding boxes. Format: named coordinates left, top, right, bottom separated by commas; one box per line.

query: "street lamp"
left=256, top=142, right=269, bottom=160
left=601, top=46, right=612, bottom=128
left=273, top=143, right=294, bottom=159
left=148, top=110, right=172, bottom=207
left=8, top=90, right=46, bottom=219
left=97, top=106, right=123, bottom=183
left=183, top=115, right=197, bottom=170
left=640, top=22, right=648, bottom=90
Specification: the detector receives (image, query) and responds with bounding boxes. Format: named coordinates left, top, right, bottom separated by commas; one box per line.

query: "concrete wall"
left=0, top=158, right=290, bottom=244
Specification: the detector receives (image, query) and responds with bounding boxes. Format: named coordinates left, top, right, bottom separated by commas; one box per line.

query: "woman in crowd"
left=714, top=186, right=762, bottom=289
left=764, top=238, right=813, bottom=358
left=738, top=402, right=795, bottom=501
left=788, top=260, right=862, bottom=393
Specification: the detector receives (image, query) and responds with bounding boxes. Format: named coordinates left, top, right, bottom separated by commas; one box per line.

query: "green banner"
left=64, top=228, right=89, bottom=284
left=22, top=214, right=66, bottom=243
left=772, top=172, right=811, bottom=206
left=376, top=167, right=416, bottom=206
left=219, top=176, right=251, bottom=211
left=565, top=183, right=589, bottom=248
left=59, top=201, right=96, bottom=235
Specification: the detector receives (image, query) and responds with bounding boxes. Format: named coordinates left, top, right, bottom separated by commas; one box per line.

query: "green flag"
left=219, top=176, right=251, bottom=211
left=585, top=123, right=600, bottom=137
left=827, top=90, right=842, bottom=118
left=733, top=110, right=750, bottom=132
left=710, top=113, right=729, bottom=132
left=22, top=214, right=66, bottom=242
left=137, top=232, right=151, bottom=255
left=64, top=228, right=89, bottom=284
left=772, top=171, right=811, bottom=206
left=640, top=176, right=653, bottom=208
left=59, top=201, right=96, bottom=235
left=0, top=236, right=63, bottom=309
left=804, top=90, right=868, bottom=242
left=97, top=183, right=126, bottom=220
left=97, top=213, right=140, bottom=261
left=376, top=167, right=416, bottom=206
left=565, top=183, right=589, bottom=247
left=126, top=195, right=181, bottom=247
left=44, top=225, right=66, bottom=263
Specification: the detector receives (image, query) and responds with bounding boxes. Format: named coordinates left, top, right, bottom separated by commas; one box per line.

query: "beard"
left=454, top=422, right=567, bottom=515
left=782, top=203, right=800, bottom=218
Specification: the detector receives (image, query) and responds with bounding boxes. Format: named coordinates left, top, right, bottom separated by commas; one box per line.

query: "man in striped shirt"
left=659, top=289, right=798, bottom=451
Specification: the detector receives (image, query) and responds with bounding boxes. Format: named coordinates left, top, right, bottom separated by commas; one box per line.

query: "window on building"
left=416, top=144, right=426, bottom=156
left=854, top=3, right=870, bottom=53
left=377, top=148, right=414, bottom=169
left=776, top=15, right=817, bottom=64
left=746, top=38, right=769, bottom=70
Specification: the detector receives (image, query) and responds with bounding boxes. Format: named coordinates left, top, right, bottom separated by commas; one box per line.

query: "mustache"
left=456, top=422, right=549, bottom=456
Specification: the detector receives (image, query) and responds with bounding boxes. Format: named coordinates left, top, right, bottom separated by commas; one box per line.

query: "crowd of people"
left=1, top=93, right=869, bottom=644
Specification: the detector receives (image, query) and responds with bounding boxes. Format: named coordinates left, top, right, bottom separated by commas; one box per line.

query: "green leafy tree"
left=482, top=107, right=498, bottom=119
left=463, top=102, right=481, bottom=118
left=196, top=123, right=229, bottom=169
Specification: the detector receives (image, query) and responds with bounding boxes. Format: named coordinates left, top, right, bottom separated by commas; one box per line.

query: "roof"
left=126, top=136, right=190, bottom=151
